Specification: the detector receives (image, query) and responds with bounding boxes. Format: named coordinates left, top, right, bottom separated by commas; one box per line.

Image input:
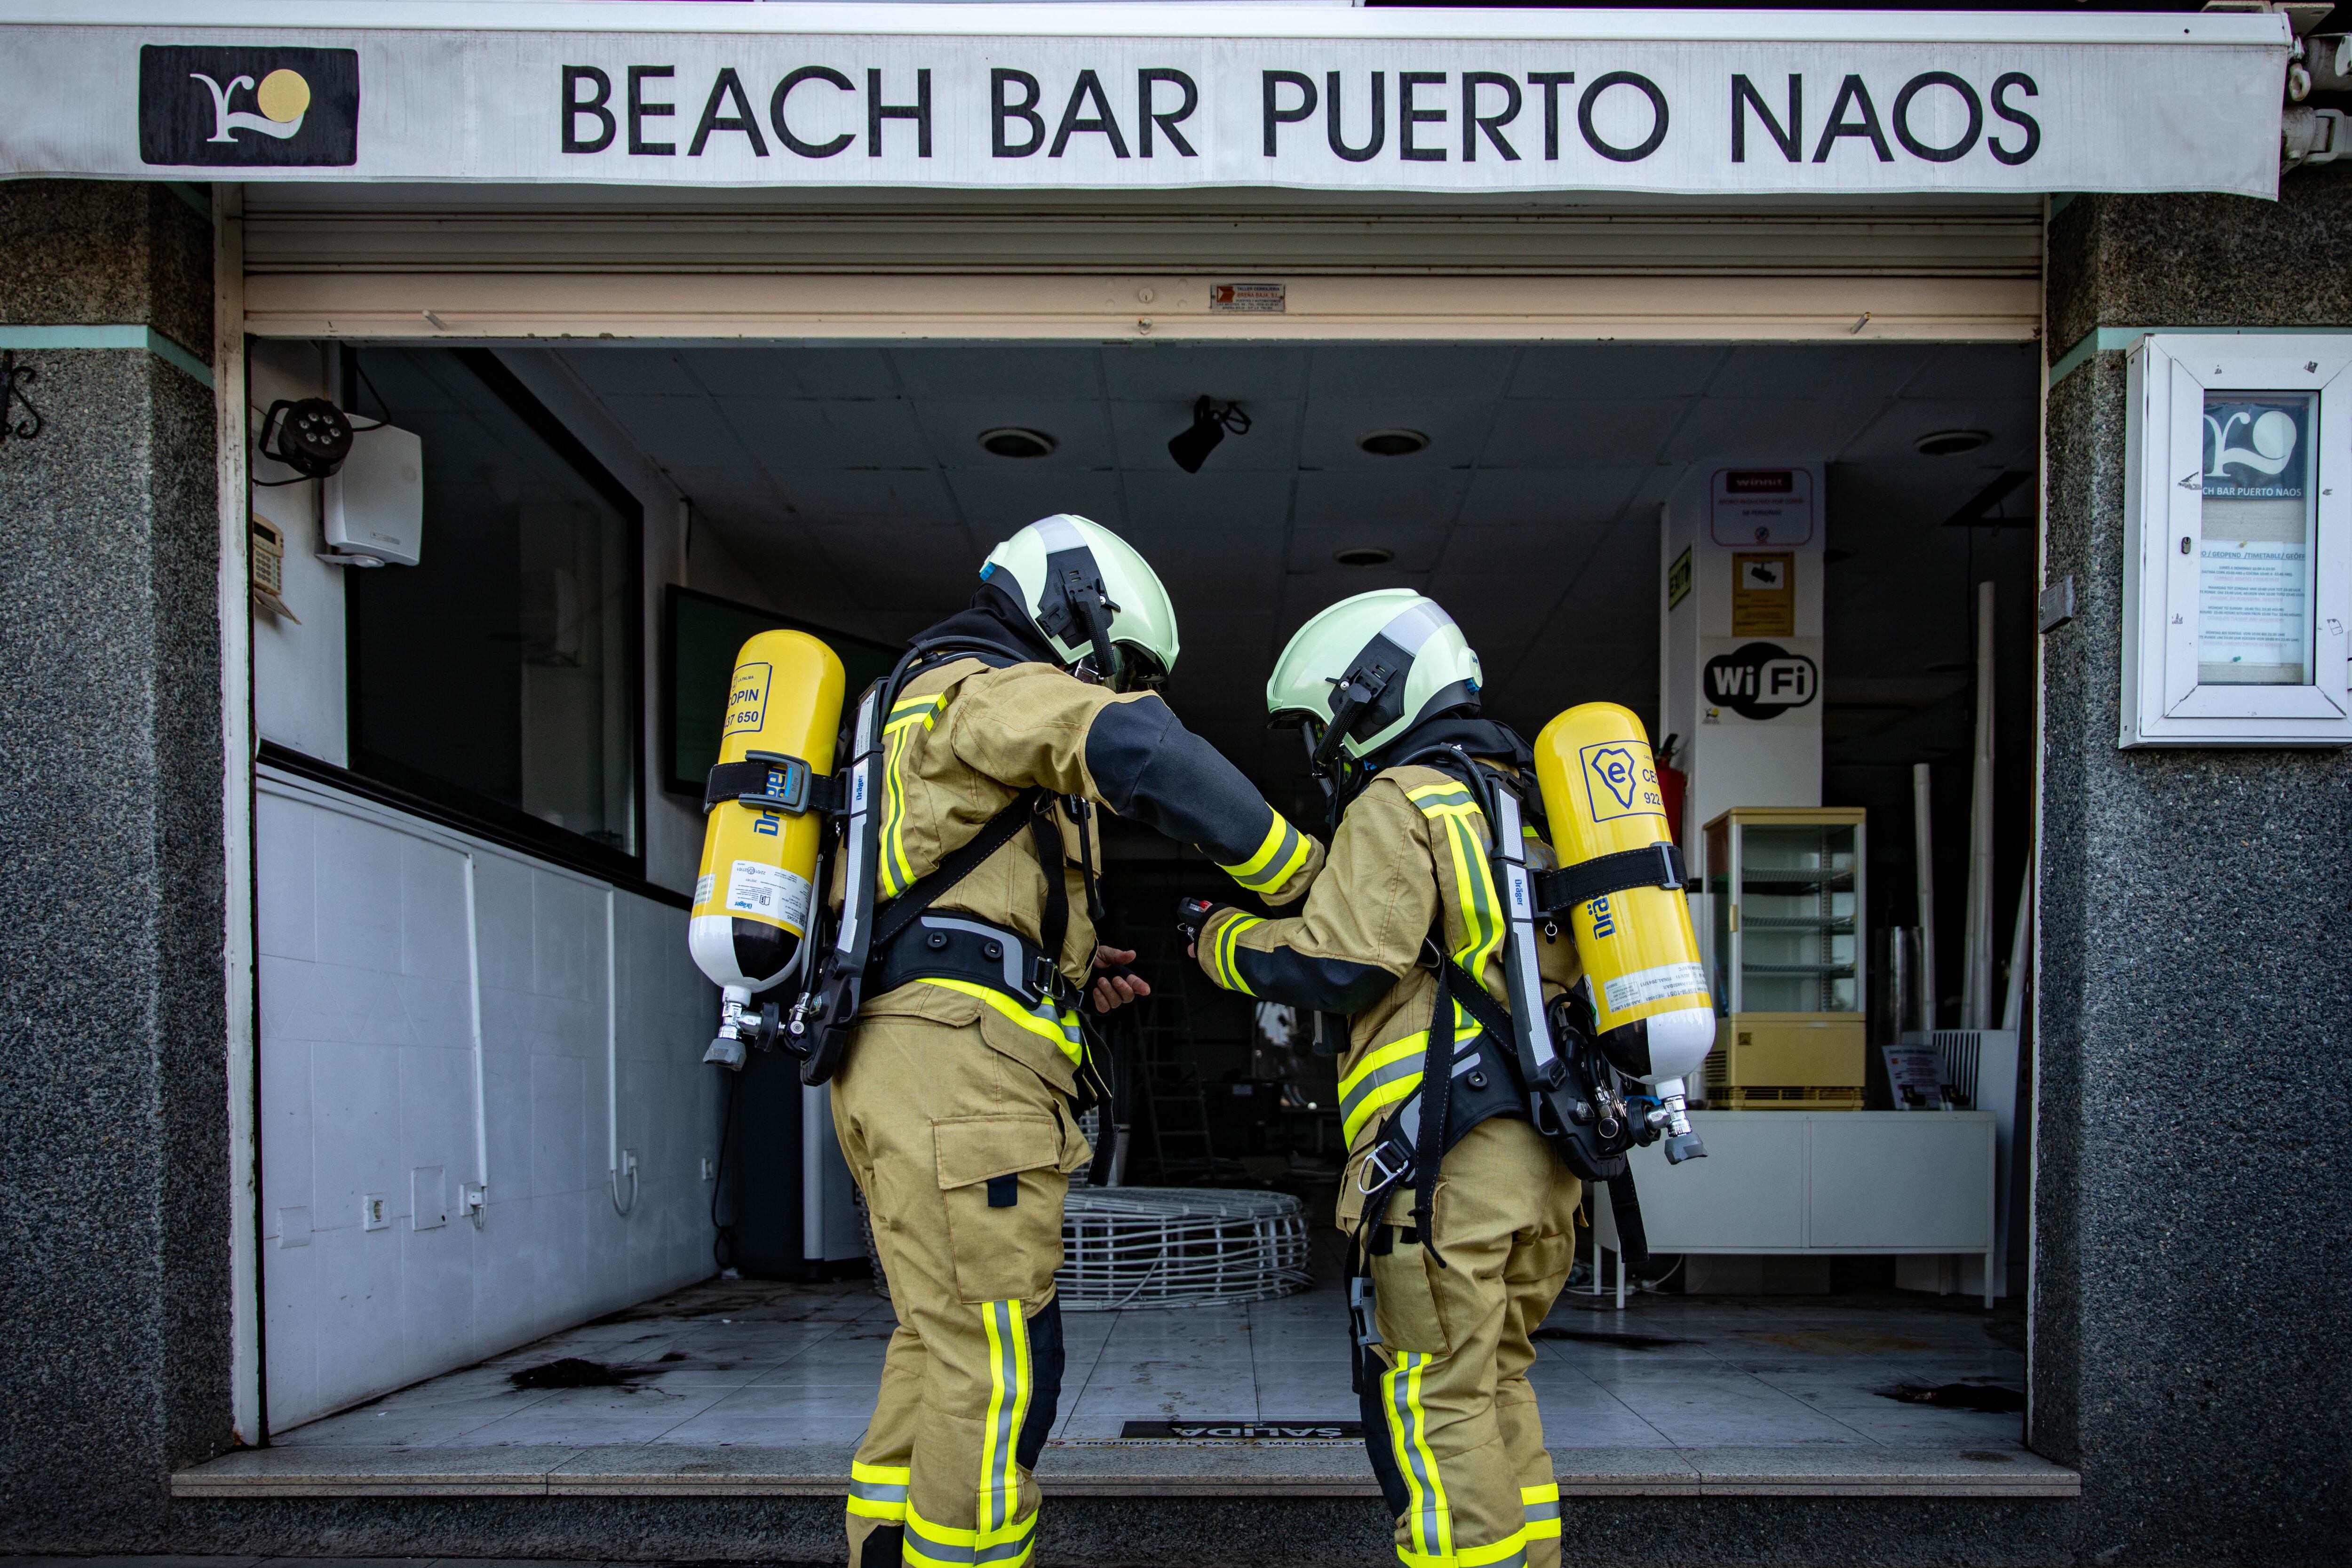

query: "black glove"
left=1175, top=897, right=1232, bottom=946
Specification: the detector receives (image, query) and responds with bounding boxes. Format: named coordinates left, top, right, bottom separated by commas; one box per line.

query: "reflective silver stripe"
left=1522, top=1499, right=1560, bottom=1522
left=851, top=1477, right=909, bottom=1505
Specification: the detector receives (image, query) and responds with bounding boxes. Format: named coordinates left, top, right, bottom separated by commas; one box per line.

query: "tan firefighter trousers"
left=1354, top=1116, right=1581, bottom=1568
left=830, top=1011, right=1092, bottom=1568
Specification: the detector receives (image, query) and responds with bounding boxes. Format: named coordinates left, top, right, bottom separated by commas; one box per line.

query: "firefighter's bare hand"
left=1089, top=945, right=1151, bottom=1013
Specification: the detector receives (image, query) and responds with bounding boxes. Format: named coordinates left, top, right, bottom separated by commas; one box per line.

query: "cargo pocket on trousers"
left=1367, top=1186, right=1452, bottom=1356
left=936, top=1114, right=1066, bottom=1305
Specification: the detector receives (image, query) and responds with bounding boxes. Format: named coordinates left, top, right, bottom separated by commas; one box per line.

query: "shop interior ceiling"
left=532, top=339, right=2038, bottom=793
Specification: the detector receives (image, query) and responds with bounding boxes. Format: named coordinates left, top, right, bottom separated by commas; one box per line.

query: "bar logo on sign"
left=139, top=46, right=358, bottom=167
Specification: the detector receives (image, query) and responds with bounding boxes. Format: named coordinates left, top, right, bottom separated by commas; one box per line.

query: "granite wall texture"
left=0, top=183, right=230, bottom=1548
left=2031, top=173, right=2352, bottom=1558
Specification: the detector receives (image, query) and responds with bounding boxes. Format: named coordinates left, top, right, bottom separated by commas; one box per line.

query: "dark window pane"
left=347, top=348, right=640, bottom=858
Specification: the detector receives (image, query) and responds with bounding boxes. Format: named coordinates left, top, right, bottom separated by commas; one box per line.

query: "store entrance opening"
left=233, top=336, right=2065, bottom=1499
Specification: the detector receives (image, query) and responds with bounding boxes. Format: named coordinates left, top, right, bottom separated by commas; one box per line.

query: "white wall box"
left=2121, top=334, right=2352, bottom=747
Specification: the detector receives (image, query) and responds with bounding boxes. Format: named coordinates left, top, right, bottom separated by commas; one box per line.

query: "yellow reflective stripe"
left=904, top=1502, right=1037, bottom=1567
left=847, top=1459, right=911, bottom=1521
left=1339, top=1034, right=1427, bottom=1146
left=1383, top=1352, right=1452, bottom=1560
left=978, top=1299, right=1030, bottom=1534
left=1219, top=812, right=1310, bottom=895
left=1459, top=1528, right=1532, bottom=1567
left=875, top=692, right=951, bottom=899
left=1405, top=782, right=1475, bottom=807
left=1210, top=914, right=1263, bottom=996
left=918, top=978, right=1085, bottom=1065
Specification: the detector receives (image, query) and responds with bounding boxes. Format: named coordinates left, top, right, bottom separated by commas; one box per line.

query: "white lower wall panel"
left=256, top=770, right=721, bottom=1433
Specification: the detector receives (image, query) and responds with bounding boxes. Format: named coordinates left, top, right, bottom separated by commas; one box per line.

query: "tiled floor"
left=274, top=1274, right=2025, bottom=1452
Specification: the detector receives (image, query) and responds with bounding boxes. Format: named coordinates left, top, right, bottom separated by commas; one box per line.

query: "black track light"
left=1168, top=396, right=1252, bottom=474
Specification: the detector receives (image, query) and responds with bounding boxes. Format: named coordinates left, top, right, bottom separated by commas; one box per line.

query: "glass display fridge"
left=1700, top=807, right=1867, bottom=1109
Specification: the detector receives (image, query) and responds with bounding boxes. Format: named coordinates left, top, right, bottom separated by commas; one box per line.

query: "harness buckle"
left=1653, top=840, right=1685, bottom=890
left=1357, top=1140, right=1413, bottom=1195
left=1030, top=952, right=1061, bottom=1004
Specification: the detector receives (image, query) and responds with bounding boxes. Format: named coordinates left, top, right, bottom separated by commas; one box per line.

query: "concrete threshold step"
left=173, top=1442, right=2077, bottom=1501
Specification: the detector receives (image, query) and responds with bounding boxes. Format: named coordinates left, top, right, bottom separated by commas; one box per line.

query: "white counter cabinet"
left=1591, top=1111, right=1997, bottom=1308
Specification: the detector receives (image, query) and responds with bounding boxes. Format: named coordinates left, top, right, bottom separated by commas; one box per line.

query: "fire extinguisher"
left=1654, top=732, right=1689, bottom=851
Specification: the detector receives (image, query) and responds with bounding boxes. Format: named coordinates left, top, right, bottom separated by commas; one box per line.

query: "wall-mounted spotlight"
left=1358, top=429, right=1430, bottom=458
left=979, top=427, right=1057, bottom=459
left=1914, top=429, right=1990, bottom=457
left=1168, top=396, right=1252, bottom=473
left=1334, top=546, right=1395, bottom=567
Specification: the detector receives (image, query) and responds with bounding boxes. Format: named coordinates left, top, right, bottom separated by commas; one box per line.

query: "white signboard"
left=0, top=3, right=2288, bottom=197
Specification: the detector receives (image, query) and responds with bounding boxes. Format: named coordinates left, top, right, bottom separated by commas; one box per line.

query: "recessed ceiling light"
left=1357, top=429, right=1430, bottom=458
left=1914, top=429, right=1990, bottom=457
left=1334, top=546, right=1395, bottom=567
left=979, top=427, right=1056, bottom=459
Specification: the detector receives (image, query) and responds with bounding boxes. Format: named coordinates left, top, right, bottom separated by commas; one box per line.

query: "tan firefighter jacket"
left=1194, top=763, right=1583, bottom=1160
left=850, top=656, right=1322, bottom=1094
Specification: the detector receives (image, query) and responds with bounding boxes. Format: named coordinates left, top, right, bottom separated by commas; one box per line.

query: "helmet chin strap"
left=1058, top=565, right=1126, bottom=688
left=1310, top=659, right=1395, bottom=773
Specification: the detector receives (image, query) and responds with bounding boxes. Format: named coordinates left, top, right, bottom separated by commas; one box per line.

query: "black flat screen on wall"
left=664, top=584, right=898, bottom=798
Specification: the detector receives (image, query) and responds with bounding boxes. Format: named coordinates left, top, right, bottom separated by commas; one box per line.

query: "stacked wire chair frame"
left=1055, top=1187, right=1311, bottom=1312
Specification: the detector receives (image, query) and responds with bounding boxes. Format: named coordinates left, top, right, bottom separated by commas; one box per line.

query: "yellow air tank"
left=1534, top=703, right=1715, bottom=1148
left=689, top=630, right=845, bottom=1003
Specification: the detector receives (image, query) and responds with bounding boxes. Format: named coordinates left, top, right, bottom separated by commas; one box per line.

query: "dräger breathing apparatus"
left=692, top=519, right=1153, bottom=1138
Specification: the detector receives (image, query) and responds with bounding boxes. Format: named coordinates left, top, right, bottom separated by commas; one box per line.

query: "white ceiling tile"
left=714, top=397, right=938, bottom=472
left=763, top=468, right=961, bottom=527
left=944, top=469, right=1125, bottom=534
left=561, top=348, right=703, bottom=398
left=917, top=398, right=1117, bottom=470
left=684, top=347, right=905, bottom=399
left=1099, top=344, right=1313, bottom=402
left=1120, top=471, right=1293, bottom=535
left=1837, top=399, right=2037, bottom=468
left=1299, top=399, right=1498, bottom=470
left=886, top=345, right=1107, bottom=398
left=1661, top=398, right=1885, bottom=463
left=1704, top=344, right=1938, bottom=400
left=597, top=394, right=760, bottom=468
left=1306, top=344, right=1517, bottom=400
left=1147, top=528, right=1288, bottom=616
left=771, top=521, right=985, bottom=609
left=1293, top=470, right=1469, bottom=529
left=1456, top=467, right=1646, bottom=528
left=1286, top=522, right=1449, bottom=574
left=1899, top=343, right=2042, bottom=402
left=1111, top=397, right=1303, bottom=473
left=1508, top=344, right=1730, bottom=401
left=1478, top=402, right=1688, bottom=468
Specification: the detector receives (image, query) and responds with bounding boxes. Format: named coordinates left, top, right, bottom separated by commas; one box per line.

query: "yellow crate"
left=1703, top=1014, right=1867, bottom=1110
left=1709, top=1084, right=1866, bottom=1111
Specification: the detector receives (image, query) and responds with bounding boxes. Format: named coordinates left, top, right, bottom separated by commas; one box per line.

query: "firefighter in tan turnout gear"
left=1188, top=591, right=1584, bottom=1568
left=815, top=515, right=1322, bottom=1568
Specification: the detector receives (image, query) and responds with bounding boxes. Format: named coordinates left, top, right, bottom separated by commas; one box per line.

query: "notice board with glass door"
left=2121, top=335, right=2352, bottom=747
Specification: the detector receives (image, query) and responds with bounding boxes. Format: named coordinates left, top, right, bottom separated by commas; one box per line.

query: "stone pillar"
left=0, top=180, right=230, bottom=1547
left=2034, top=177, right=2352, bottom=1555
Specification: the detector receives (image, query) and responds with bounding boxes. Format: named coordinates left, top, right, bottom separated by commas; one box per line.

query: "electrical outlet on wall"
left=362, top=1193, right=390, bottom=1231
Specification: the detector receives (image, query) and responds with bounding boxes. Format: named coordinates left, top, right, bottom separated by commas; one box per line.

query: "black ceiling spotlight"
left=979, top=427, right=1057, bottom=459
left=1915, top=429, right=1991, bottom=457
left=1334, top=546, right=1395, bottom=567
left=1168, top=396, right=1251, bottom=473
left=1358, top=428, right=1430, bottom=457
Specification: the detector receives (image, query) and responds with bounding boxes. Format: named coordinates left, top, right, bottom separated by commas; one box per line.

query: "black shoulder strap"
left=870, top=787, right=1049, bottom=955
